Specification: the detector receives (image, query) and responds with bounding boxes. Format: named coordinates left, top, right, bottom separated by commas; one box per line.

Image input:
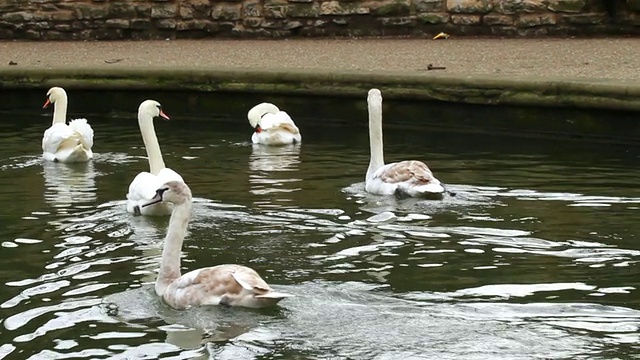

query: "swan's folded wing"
left=68, top=118, right=94, bottom=150
left=127, top=172, right=165, bottom=201
left=375, top=160, right=437, bottom=185
left=42, top=124, right=76, bottom=154
left=166, top=266, right=250, bottom=307
left=261, top=112, right=300, bottom=134
left=157, top=168, right=184, bottom=184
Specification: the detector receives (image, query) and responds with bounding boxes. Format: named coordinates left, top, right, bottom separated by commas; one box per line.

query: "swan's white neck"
left=138, top=113, right=166, bottom=175
left=155, top=200, right=192, bottom=296
left=52, top=95, right=68, bottom=125
left=367, top=96, right=385, bottom=181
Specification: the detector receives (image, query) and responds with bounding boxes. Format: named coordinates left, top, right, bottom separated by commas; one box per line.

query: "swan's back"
left=68, top=118, right=94, bottom=150
left=164, top=264, right=290, bottom=309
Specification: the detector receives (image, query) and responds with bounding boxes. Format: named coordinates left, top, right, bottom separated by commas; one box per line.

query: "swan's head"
left=142, top=181, right=192, bottom=208
left=367, top=88, right=382, bottom=106
left=248, top=102, right=280, bottom=132
left=43, top=87, right=67, bottom=108
left=138, top=100, right=170, bottom=121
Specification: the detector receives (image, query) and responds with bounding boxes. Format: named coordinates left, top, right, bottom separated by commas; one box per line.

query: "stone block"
left=106, top=19, right=130, bottom=28
left=180, top=0, right=211, bottom=18
left=90, top=6, right=109, bottom=19
left=54, top=24, right=72, bottom=31
left=264, top=4, right=288, bottom=17
left=0, top=29, right=13, bottom=39
left=244, top=2, right=262, bottom=17
left=43, top=30, right=68, bottom=40
left=483, top=13, right=513, bottom=25
left=50, top=11, right=76, bottom=21
left=547, top=0, right=584, bottom=13
left=177, top=19, right=211, bottom=30
left=493, top=0, right=545, bottom=14
left=561, top=13, right=606, bottom=24
left=180, top=4, right=195, bottom=19
left=517, top=13, right=556, bottom=26
left=379, top=15, right=415, bottom=26
left=417, top=12, right=449, bottom=23
left=110, top=2, right=136, bottom=17
left=25, top=29, right=41, bottom=39
left=373, top=0, right=411, bottom=16
left=0, top=21, right=15, bottom=29
left=288, top=3, right=320, bottom=17
left=451, top=13, right=481, bottom=24
left=1, top=11, right=33, bottom=22
left=156, top=19, right=176, bottom=28
left=447, top=0, right=492, bottom=13
left=284, top=20, right=303, bottom=29
left=24, top=30, right=42, bottom=40
left=151, top=3, right=177, bottom=18
left=73, top=4, right=92, bottom=20
left=413, top=0, right=444, bottom=12
left=320, top=1, right=370, bottom=15
left=212, top=4, right=241, bottom=20
left=131, top=19, right=152, bottom=29
left=243, top=17, right=263, bottom=27
left=33, top=21, right=52, bottom=29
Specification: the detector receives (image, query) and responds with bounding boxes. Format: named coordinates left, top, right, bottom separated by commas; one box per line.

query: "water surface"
left=0, top=108, right=639, bottom=359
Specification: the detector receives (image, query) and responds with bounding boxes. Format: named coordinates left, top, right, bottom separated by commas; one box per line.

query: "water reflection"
left=249, top=144, right=302, bottom=201
left=1, top=113, right=639, bottom=359
left=42, top=161, right=97, bottom=211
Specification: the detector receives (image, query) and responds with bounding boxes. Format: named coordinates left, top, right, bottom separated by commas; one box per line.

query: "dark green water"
left=0, top=105, right=639, bottom=359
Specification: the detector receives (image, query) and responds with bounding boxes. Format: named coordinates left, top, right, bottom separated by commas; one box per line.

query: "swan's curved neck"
left=367, top=98, right=385, bottom=180
left=52, top=96, right=68, bottom=125
left=155, top=200, right=192, bottom=296
left=138, top=114, right=166, bottom=175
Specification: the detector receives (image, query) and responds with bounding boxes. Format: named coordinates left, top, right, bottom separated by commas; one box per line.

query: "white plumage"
left=143, top=181, right=292, bottom=309
left=42, top=87, right=94, bottom=163
left=247, top=102, right=302, bottom=145
left=365, top=89, right=445, bottom=199
left=126, top=100, right=184, bottom=216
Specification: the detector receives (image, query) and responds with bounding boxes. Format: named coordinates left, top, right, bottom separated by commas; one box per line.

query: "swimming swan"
left=248, top=102, right=301, bottom=145
left=42, top=87, right=94, bottom=163
left=365, top=88, right=445, bottom=199
left=126, top=100, right=184, bottom=216
left=142, top=181, right=292, bottom=309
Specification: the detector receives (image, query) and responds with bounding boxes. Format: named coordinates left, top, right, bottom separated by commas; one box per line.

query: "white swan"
left=365, top=88, right=446, bottom=199
left=247, top=102, right=301, bottom=145
left=126, top=100, right=184, bottom=216
left=42, top=87, right=94, bottom=163
left=142, top=180, right=292, bottom=309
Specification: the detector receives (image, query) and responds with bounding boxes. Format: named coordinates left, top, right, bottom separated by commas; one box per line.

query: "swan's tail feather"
left=69, top=118, right=94, bottom=150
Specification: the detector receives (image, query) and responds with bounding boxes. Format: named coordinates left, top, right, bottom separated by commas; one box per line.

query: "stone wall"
left=1, top=0, right=639, bottom=40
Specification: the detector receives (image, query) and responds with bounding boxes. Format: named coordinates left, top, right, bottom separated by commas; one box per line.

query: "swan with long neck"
left=126, top=100, right=184, bottom=216
left=247, top=102, right=301, bottom=145
left=41, top=87, right=94, bottom=163
left=142, top=181, right=292, bottom=309
left=365, top=88, right=446, bottom=199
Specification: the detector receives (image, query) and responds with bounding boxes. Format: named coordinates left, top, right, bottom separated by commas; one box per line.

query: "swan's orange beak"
left=159, top=110, right=170, bottom=120
left=43, top=99, right=51, bottom=109
left=255, top=125, right=262, bottom=133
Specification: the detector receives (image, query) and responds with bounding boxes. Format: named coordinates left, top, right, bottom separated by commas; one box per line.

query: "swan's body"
left=42, top=87, right=94, bottom=163
left=143, top=181, right=292, bottom=309
left=365, top=89, right=445, bottom=199
left=126, top=100, right=184, bottom=216
left=248, top=103, right=301, bottom=145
